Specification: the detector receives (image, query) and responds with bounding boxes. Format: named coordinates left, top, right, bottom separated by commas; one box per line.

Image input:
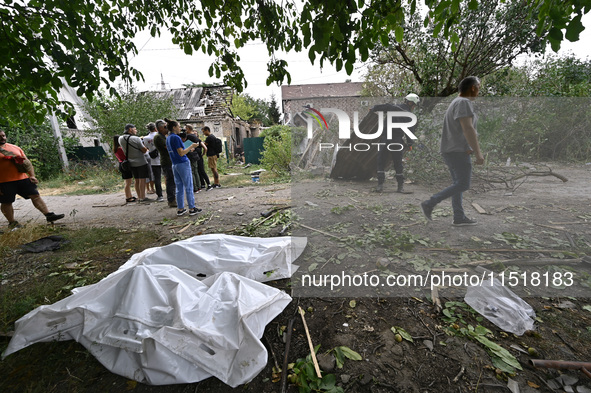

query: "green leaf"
left=334, top=347, right=345, bottom=369
left=393, top=327, right=414, bottom=342
left=319, top=373, right=337, bottom=389
left=338, top=346, right=362, bottom=361
left=394, top=25, right=404, bottom=43
left=345, top=60, right=353, bottom=74
left=549, top=27, right=563, bottom=42
left=565, top=15, right=585, bottom=42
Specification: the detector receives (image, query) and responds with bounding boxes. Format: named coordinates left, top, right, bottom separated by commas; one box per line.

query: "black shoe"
left=214, top=184, right=221, bottom=188
left=420, top=201, right=433, bottom=221
left=452, top=217, right=477, bottom=226
left=168, top=201, right=177, bottom=208
left=45, top=212, right=65, bottom=223
left=177, top=208, right=187, bottom=216
left=206, top=185, right=213, bottom=191
left=189, top=207, right=202, bottom=216
left=8, top=221, right=21, bottom=230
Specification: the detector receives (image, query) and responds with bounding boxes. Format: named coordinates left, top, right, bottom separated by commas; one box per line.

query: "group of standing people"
left=114, top=119, right=222, bottom=217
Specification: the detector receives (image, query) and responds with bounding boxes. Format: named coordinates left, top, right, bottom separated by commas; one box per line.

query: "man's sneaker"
left=214, top=184, right=221, bottom=188
left=168, top=201, right=177, bottom=208
left=177, top=208, right=187, bottom=216
left=452, top=217, right=477, bottom=226
left=156, top=196, right=164, bottom=202
left=138, top=197, right=154, bottom=203
left=189, top=207, right=202, bottom=216
left=45, top=212, right=65, bottom=223
left=420, top=201, right=433, bottom=221
left=206, top=185, right=213, bottom=191
left=8, top=221, right=21, bottom=230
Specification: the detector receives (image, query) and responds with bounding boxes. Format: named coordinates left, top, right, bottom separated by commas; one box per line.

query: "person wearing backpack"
left=202, top=126, right=221, bottom=188
left=118, top=124, right=151, bottom=203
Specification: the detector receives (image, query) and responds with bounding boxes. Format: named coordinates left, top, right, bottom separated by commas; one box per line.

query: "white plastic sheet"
left=465, top=278, right=536, bottom=336
left=3, top=235, right=307, bottom=386
left=114, top=234, right=306, bottom=282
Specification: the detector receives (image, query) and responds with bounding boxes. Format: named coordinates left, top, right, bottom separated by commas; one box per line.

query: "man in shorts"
left=118, top=124, right=152, bottom=203
left=202, top=126, right=221, bottom=188
left=0, top=130, right=64, bottom=229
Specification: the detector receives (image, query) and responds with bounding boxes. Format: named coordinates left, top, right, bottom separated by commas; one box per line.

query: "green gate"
left=243, top=137, right=265, bottom=164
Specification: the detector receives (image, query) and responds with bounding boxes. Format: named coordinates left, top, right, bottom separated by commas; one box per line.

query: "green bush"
left=260, top=125, right=292, bottom=174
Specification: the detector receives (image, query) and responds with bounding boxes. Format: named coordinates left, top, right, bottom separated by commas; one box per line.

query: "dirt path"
left=11, top=184, right=292, bottom=237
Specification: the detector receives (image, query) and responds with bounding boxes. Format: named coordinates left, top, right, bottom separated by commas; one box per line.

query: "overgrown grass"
left=40, top=160, right=122, bottom=196
left=36, top=158, right=291, bottom=197
left=0, top=225, right=160, bottom=334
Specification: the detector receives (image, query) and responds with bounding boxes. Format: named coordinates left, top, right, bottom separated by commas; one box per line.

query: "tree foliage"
left=83, top=89, right=178, bottom=142
left=1, top=0, right=588, bottom=125
left=231, top=94, right=277, bottom=126
left=367, top=0, right=547, bottom=98
left=484, top=55, right=591, bottom=97
left=268, top=94, right=282, bottom=125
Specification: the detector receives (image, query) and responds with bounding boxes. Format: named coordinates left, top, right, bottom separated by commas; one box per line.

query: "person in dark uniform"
left=375, top=93, right=420, bottom=193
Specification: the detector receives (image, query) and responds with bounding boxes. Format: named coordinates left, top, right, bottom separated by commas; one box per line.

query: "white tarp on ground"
left=114, top=234, right=306, bottom=282
left=3, top=235, right=306, bottom=387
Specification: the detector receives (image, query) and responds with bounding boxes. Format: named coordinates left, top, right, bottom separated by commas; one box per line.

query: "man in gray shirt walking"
left=420, top=76, right=484, bottom=226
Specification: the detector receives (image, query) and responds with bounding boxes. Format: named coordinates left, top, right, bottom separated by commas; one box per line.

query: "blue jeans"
left=425, top=152, right=472, bottom=220
left=172, top=161, right=195, bottom=210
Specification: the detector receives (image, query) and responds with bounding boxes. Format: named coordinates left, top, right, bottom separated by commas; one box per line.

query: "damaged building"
left=148, top=85, right=261, bottom=158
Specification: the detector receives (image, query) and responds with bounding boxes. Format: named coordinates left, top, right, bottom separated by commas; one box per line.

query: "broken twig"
left=298, top=306, right=322, bottom=379
left=297, top=223, right=340, bottom=239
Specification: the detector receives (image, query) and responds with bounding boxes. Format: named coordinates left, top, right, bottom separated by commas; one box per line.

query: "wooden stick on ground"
left=431, top=286, right=442, bottom=313
left=297, top=223, right=340, bottom=239
left=280, top=318, right=296, bottom=393
left=471, top=203, right=487, bottom=214
left=298, top=306, right=322, bottom=379
left=177, top=223, right=192, bottom=234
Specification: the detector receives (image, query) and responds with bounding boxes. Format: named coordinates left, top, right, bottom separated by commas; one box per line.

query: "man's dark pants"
left=376, top=145, right=404, bottom=186
left=423, top=152, right=472, bottom=221
left=152, top=165, right=163, bottom=199
left=162, top=164, right=175, bottom=202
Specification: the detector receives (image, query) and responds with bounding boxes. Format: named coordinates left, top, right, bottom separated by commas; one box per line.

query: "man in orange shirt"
left=0, top=130, right=64, bottom=229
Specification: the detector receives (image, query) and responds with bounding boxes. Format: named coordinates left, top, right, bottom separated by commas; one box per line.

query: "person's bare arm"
left=176, top=143, right=198, bottom=157
left=459, top=117, right=484, bottom=165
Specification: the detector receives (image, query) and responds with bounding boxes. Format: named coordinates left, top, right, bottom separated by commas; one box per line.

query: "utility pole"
left=50, top=113, right=70, bottom=170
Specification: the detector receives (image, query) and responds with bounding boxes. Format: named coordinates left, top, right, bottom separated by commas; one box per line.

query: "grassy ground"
left=0, top=225, right=161, bottom=333
left=38, top=159, right=289, bottom=196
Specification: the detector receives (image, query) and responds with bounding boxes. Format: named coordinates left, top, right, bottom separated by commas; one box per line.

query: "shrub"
left=260, top=125, right=292, bottom=174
